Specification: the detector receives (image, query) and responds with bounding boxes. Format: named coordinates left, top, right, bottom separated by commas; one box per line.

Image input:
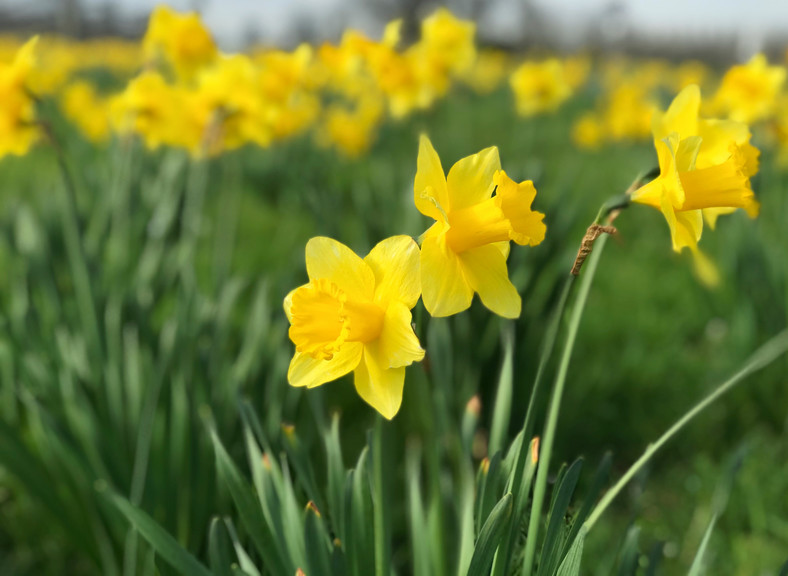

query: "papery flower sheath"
left=414, top=135, right=545, bottom=318
left=284, top=236, right=424, bottom=419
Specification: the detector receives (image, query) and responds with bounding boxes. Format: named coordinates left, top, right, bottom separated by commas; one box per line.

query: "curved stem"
left=583, top=328, right=788, bottom=532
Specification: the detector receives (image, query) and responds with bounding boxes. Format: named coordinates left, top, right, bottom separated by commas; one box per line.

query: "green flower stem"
left=372, top=416, right=391, bottom=576
left=492, top=275, right=574, bottom=576
left=583, top=327, right=788, bottom=532
left=522, top=232, right=610, bottom=576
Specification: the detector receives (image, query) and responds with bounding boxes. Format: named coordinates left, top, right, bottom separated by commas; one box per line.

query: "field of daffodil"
left=1, top=5, right=788, bottom=576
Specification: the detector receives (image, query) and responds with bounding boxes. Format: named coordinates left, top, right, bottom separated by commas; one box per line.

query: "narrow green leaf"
left=209, top=426, right=290, bottom=575
left=208, top=518, right=234, bottom=576
left=346, top=447, right=374, bottom=576
left=475, top=452, right=502, bottom=535
left=617, top=525, right=640, bottom=576
left=406, top=441, right=430, bottom=576
left=688, top=514, right=717, bottom=576
left=304, top=503, right=333, bottom=576
left=105, top=491, right=212, bottom=576
left=489, top=325, right=515, bottom=457
left=370, top=419, right=391, bottom=576
left=467, top=493, right=513, bottom=576
left=224, top=518, right=262, bottom=576
left=538, top=458, right=583, bottom=576
left=561, top=453, right=611, bottom=563
left=325, top=413, right=346, bottom=542
left=555, top=526, right=585, bottom=576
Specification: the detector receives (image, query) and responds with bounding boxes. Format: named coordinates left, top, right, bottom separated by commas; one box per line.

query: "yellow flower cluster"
left=573, top=54, right=788, bottom=152
left=285, top=136, right=546, bottom=418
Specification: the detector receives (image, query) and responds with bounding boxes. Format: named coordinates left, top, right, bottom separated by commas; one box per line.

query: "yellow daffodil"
left=419, top=8, right=476, bottom=76
left=602, top=82, right=657, bottom=142
left=0, top=37, right=39, bottom=158
left=632, top=85, right=759, bottom=284
left=572, top=112, right=603, bottom=150
left=510, top=59, right=573, bottom=117
left=284, top=236, right=424, bottom=419
left=415, top=135, right=545, bottom=318
left=707, top=54, right=785, bottom=124
left=61, top=81, right=111, bottom=143
left=319, top=97, right=383, bottom=158
left=143, top=6, right=217, bottom=81
left=461, top=49, right=509, bottom=94
left=110, top=71, right=194, bottom=150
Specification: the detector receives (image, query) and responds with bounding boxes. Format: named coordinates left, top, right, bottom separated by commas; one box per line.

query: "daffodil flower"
left=414, top=135, right=545, bottom=318
left=0, top=36, right=39, bottom=158
left=632, top=84, right=760, bottom=285
left=284, top=236, right=424, bottom=419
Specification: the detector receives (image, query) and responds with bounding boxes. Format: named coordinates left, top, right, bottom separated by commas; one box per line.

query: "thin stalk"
left=372, top=416, right=391, bottom=576
left=584, top=328, right=788, bottom=532
left=491, top=276, right=574, bottom=576
left=522, top=233, right=610, bottom=576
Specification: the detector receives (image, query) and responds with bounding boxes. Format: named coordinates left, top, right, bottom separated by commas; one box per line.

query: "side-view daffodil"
left=284, top=236, right=424, bottom=419
left=415, top=135, right=546, bottom=318
left=632, top=84, right=759, bottom=284
left=0, top=36, right=39, bottom=158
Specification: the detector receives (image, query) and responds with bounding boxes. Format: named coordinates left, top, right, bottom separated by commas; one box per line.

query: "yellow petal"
left=364, top=235, right=421, bottom=308
left=660, top=195, right=702, bottom=253
left=493, top=241, right=510, bottom=259
left=446, top=145, right=500, bottom=211
left=353, top=343, right=405, bottom=420
left=414, top=134, right=449, bottom=222
left=459, top=244, right=521, bottom=319
left=702, top=206, right=737, bottom=229
left=287, top=342, right=364, bottom=388
left=378, top=301, right=425, bottom=368
left=697, top=118, right=754, bottom=169
left=283, top=286, right=300, bottom=323
left=420, top=234, right=473, bottom=317
left=653, top=84, right=699, bottom=141
left=305, top=237, right=375, bottom=302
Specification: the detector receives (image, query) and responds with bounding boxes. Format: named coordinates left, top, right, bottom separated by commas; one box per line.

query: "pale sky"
left=4, top=0, right=788, bottom=55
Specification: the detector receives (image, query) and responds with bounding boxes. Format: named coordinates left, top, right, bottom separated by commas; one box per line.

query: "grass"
left=0, top=82, right=786, bottom=575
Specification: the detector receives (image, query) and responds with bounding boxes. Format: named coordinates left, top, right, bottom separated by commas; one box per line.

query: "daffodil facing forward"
left=285, top=236, right=424, bottom=419
left=415, top=135, right=546, bottom=318
left=632, top=84, right=759, bottom=284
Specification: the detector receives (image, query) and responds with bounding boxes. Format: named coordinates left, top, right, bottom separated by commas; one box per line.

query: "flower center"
left=445, top=197, right=510, bottom=254
left=288, top=278, right=385, bottom=360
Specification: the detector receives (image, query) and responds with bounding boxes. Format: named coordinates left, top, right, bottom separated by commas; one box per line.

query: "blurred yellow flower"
left=708, top=54, right=786, bottom=124
left=110, top=71, right=195, bottom=150
left=319, top=97, right=383, bottom=158
left=602, top=83, right=657, bottom=141
left=143, top=5, right=218, bottom=81
left=61, top=81, right=111, bottom=143
left=0, top=36, right=39, bottom=158
left=285, top=236, right=424, bottom=419
left=572, top=112, right=603, bottom=149
left=510, top=59, right=573, bottom=117
left=632, top=85, right=759, bottom=283
left=420, top=8, right=476, bottom=76
left=461, top=49, right=509, bottom=94
left=415, top=135, right=545, bottom=318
